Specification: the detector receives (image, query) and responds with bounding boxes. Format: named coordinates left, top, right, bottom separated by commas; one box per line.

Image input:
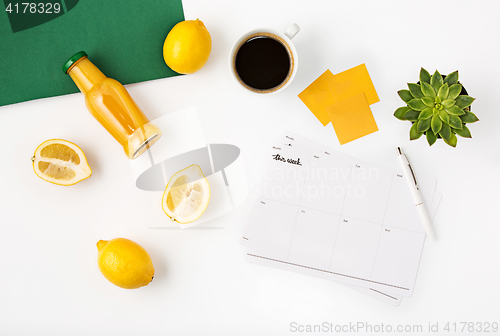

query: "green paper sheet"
left=0, top=0, right=184, bottom=107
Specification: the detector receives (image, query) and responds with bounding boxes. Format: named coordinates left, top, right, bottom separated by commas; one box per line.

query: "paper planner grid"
left=244, top=133, right=438, bottom=298
left=242, top=196, right=441, bottom=306
left=241, top=133, right=441, bottom=305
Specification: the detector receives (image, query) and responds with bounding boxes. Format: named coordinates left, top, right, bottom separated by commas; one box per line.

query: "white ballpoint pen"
left=397, top=147, right=436, bottom=241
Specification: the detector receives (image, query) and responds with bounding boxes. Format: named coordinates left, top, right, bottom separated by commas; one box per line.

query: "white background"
left=1, top=0, right=500, bottom=335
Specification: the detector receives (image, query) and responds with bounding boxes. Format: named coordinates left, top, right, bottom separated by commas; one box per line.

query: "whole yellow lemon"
left=163, top=19, right=212, bottom=74
left=97, top=238, right=155, bottom=289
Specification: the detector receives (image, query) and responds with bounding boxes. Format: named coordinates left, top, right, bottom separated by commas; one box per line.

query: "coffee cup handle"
left=285, top=23, right=300, bottom=40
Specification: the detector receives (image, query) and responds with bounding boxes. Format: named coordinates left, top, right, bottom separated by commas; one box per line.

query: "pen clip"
left=404, top=154, right=419, bottom=187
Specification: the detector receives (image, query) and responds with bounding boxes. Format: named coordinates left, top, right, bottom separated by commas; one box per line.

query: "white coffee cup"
left=230, top=23, right=300, bottom=94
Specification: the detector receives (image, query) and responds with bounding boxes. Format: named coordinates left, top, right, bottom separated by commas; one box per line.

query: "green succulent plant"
left=394, top=68, right=479, bottom=147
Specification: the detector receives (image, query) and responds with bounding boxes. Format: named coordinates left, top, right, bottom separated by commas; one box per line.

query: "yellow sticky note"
left=298, top=70, right=337, bottom=126
left=326, top=93, right=378, bottom=145
left=329, top=64, right=379, bottom=105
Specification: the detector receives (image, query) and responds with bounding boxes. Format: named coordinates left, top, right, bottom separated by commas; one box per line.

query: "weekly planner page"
left=241, top=134, right=442, bottom=304
left=245, top=136, right=437, bottom=297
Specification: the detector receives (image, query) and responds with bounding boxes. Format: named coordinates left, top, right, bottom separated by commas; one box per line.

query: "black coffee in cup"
left=233, top=33, right=293, bottom=93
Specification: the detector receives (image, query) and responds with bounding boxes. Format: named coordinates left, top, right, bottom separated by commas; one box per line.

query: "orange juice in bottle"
left=63, top=51, right=161, bottom=159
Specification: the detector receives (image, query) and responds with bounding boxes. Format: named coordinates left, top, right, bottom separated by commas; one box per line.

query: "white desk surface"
left=1, top=0, right=499, bottom=335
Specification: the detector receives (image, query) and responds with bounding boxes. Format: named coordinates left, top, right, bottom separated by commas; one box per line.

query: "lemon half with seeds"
left=32, top=139, right=91, bottom=186
left=162, top=164, right=211, bottom=224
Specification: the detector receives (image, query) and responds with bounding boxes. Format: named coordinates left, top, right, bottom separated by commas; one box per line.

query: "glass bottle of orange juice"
left=63, top=51, right=162, bottom=159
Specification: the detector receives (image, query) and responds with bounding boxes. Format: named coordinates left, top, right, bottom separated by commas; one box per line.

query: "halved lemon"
left=162, top=164, right=211, bottom=224
left=32, top=139, right=92, bottom=186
